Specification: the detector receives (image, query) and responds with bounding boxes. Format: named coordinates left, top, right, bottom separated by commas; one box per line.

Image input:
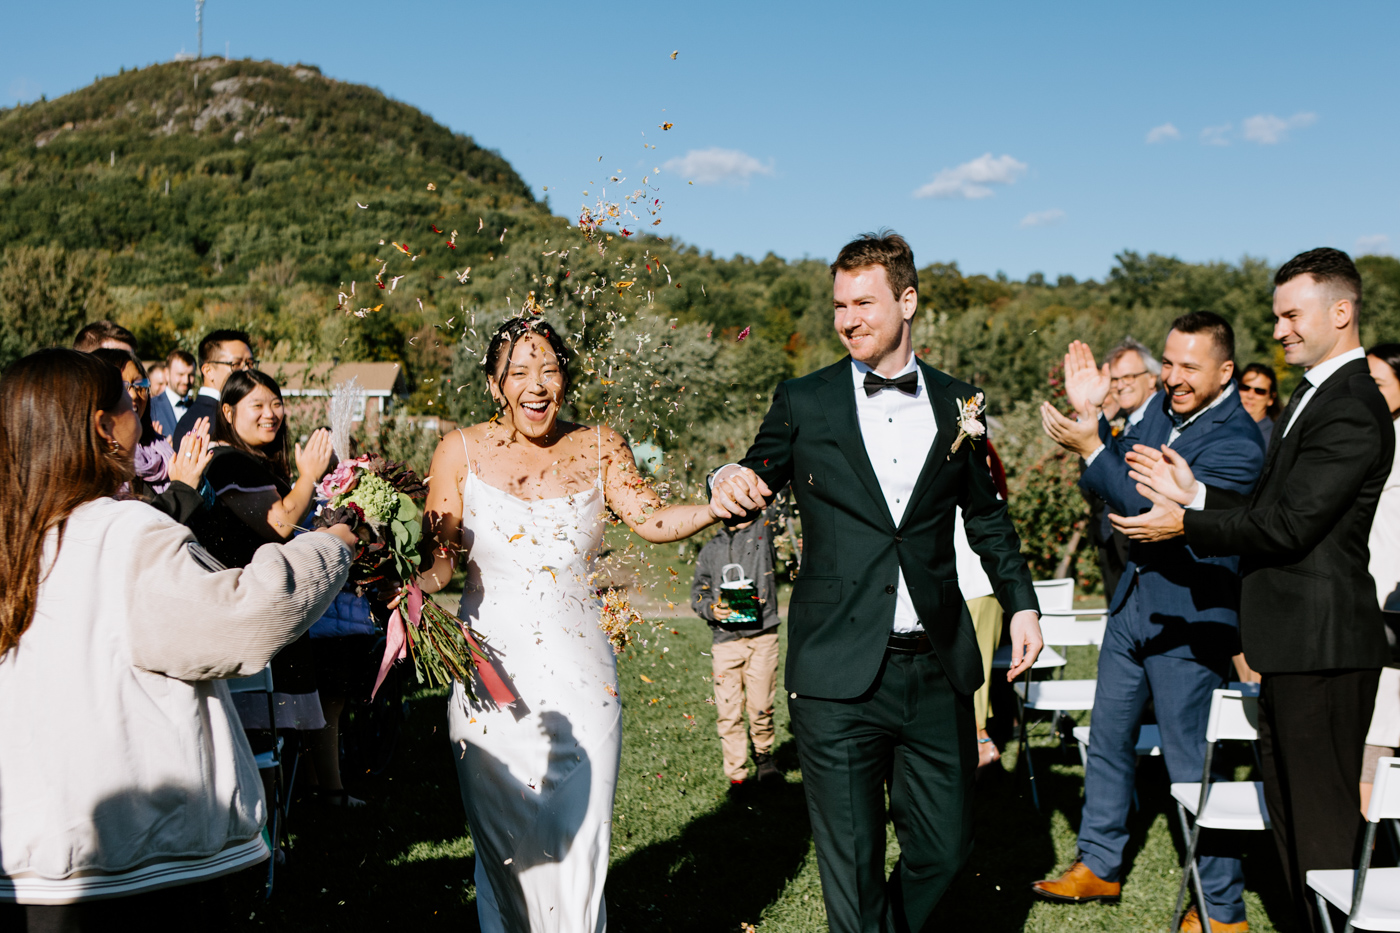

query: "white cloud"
left=1356, top=234, right=1391, bottom=256
left=661, top=147, right=773, bottom=185
left=1242, top=112, right=1317, bottom=144
left=913, top=153, right=1027, bottom=200
left=1146, top=123, right=1180, bottom=144
left=1201, top=124, right=1233, bottom=146
left=1020, top=209, right=1065, bottom=228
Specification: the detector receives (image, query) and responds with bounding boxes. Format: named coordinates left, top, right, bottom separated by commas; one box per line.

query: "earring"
left=108, top=440, right=122, bottom=453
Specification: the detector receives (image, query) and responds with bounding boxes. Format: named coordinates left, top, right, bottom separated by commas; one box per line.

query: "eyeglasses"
left=1109, top=371, right=1150, bottom=386
left=1241, top=385, right=1274, bottom=397
left=207, top=358, right=260, bottom=371
left=123, top=379, right=151, bottom=397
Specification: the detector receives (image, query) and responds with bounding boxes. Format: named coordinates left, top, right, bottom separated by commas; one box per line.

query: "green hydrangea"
left=337, top=472, right=398, bottom=523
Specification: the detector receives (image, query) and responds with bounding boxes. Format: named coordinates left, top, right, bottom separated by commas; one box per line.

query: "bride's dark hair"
left=483, top=318, right=573, bottom=393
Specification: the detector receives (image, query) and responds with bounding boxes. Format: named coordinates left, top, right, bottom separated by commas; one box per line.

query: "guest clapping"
left=188, top=370, right=336, bottom=733
left=0, top=349, right=354, bottom=927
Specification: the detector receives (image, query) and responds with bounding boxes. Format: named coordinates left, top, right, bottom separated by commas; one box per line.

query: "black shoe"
left=754, top=752, right=781, bottom=783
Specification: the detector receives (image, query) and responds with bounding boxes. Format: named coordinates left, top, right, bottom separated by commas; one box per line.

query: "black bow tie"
left=863, top=371, right=919, bottom=397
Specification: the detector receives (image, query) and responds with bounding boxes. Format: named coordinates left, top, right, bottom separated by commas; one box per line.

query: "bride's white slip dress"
left=446, top=430, right=620, bottom=933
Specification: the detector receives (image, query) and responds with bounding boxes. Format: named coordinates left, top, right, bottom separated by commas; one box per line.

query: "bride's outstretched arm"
left=417, top=430, right=466, bottom=594
left=599, top=426, right=720, bottom=544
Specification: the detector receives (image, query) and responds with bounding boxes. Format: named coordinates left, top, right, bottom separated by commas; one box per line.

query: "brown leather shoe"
left=1030, top=861, right=1121, bottom=904
left=1180, top=906, right=1249, bottom=933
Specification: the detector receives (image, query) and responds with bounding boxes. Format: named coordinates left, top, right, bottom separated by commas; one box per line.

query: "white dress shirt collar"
left=1127, top=392, right=1156, bottom=426
left=1301, top=346, right=1366, bottom=391
left=198, top=385, right=221, bottom=401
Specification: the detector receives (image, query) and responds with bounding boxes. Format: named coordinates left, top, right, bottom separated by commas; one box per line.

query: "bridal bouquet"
left=314, top=455, right=511, bottom=703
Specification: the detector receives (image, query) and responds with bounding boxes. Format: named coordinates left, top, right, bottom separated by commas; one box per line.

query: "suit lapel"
left=817, top=364, right=896, bottom=529
left=900, top=360, right=956, bottom=526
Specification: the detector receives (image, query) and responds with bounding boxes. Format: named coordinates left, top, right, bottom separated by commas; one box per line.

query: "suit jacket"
left=731, top=357, right=1037, bottom=699
left=1081, top=389, right=1265, bottom=660
left=1183, top=358, right=1395, bottom=672
left=171, top=394, right=219, bottom=450
left=148, top=391, right=185, bottom=439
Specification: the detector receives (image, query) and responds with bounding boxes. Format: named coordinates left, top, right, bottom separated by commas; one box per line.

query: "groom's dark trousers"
left=723, top=357, right=1037, bottom=932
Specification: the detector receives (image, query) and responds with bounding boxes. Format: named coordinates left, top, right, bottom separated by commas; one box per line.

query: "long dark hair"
left=0, top=349, right=129, bottom=655
left=483, top=317, right=573, bottom=395
left=1239, top=362, right=1281, bottom=420
left=90, top=347, right=159, bottom=446
left=214, top=370, right=290, bottom=482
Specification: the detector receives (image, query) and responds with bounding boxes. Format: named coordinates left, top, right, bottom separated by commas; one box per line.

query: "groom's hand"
left=1005, top=610, right=1044, bottom=681
left=710, top=466, right=772, bottom=519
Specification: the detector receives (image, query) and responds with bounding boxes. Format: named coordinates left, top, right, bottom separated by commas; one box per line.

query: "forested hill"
left=0, top=58, right=537, bottom=286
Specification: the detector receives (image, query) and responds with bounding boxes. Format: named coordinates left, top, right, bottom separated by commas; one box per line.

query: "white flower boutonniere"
left=948, top=392, right=986, bottom=459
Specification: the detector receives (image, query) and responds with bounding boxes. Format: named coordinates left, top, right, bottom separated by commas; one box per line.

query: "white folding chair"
left=1308, top=756, right=1400, bottom=933
left=227, top=666, right=294, bottom=898
left=1169, top=689, right=1271, bottom=933
left=1013, top=678, right=1096, bottom=809
left=1072, top=723, right=1163, bottom=767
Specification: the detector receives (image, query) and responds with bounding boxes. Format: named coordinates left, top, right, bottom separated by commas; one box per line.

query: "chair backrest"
left=1034, top=578, right=1075, bottom=615
left=1039, top=615, right=1105, bottom=647
left=1368, top=756, right=1400, bottom=823
left=1205, top=689, right=1259, bottom=743
left=226, top=666, right=274, bottom=694
left=1228, top=681, right=1261, bottom=697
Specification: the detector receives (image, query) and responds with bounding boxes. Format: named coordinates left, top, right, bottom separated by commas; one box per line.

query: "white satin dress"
left=446, top=433, right=621, bottom=933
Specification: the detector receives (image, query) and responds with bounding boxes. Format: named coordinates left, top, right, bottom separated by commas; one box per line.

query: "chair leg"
left=1170, top=803, right=1201, bottom=933
left=1016, top=688, right=1040, bottom=810
left=1191, top=852, right=1212, bottom=933
left=1316, top=892, right=1337, bottom=933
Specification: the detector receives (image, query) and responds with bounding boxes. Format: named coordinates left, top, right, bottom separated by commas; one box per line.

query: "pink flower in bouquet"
left=319, top=455, right=370, bottom=501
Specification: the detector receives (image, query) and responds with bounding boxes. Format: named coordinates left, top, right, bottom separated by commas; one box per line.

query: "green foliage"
left=0, top=245, right=115, bottom=365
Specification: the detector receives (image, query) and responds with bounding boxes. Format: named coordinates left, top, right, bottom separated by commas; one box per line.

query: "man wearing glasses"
left=1085, top=339, right=1162, bottom=598
left=172, top=329, right=257, bottom=448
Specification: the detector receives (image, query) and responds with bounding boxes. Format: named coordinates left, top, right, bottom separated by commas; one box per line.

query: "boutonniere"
left=948, top=392, right=986, bottom=459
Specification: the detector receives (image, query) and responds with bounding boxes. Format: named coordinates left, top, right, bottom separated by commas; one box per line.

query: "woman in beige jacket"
left=0, top=349, right=356, bottom=928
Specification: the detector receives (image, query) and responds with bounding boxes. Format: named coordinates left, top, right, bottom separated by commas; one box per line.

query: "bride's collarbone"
left=469, top=424, right=602, bottom=499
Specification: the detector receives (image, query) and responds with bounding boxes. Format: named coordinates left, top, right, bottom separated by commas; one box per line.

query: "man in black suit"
left=1113, top=248, right=1393, bottom=933
left=710, top=232, right=1043, bottom=933
left=172, top=329, right=257, bottom=448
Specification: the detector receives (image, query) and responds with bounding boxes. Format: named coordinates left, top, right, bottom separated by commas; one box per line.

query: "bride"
left=416, top=317, right=722, bottom=932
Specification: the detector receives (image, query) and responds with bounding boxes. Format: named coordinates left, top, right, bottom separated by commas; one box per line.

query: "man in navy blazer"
left=1032, top=313, right=1265, bottom=933
left=148, top=349, right=197, bottom=438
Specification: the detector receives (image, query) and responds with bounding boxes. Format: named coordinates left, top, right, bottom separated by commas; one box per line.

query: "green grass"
left=236, top=620, right=1291, bottom=932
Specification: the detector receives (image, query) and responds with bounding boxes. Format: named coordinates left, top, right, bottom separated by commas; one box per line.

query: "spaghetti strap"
left=457, top=428, right=472, bottom=475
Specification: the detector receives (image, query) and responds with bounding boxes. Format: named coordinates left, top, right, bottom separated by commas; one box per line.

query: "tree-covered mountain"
left=4, top=59, right=1400, bottom=588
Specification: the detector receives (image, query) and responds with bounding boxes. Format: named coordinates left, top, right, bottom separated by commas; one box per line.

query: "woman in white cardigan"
left=0, top=349, right=356, bottom=929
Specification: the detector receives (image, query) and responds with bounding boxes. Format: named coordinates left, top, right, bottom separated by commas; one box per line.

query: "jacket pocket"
left=792, top=576, right=842, bottom=604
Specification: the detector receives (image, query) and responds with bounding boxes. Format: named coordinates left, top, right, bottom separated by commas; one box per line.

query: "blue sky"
left=4, top=1, right=1397, bottom=281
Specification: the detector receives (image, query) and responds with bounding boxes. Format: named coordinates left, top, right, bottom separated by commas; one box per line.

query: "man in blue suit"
left=148, top=349, right=197, bottom=438
left=1032, top=312, right=1266, bottom=933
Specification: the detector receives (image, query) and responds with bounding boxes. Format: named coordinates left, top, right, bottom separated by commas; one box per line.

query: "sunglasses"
left=1240, top=385, right=1273, bottom=397
left=124, top=379, right=151, bottom=395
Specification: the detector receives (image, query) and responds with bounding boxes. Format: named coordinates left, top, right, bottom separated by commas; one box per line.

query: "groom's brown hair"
left=831, top=231, right=918, bottom=303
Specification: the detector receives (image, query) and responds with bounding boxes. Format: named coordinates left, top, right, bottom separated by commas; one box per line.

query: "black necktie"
left=1278, top=379, right=1313, bottom=437
left=863, top=371, right=919, bottom=397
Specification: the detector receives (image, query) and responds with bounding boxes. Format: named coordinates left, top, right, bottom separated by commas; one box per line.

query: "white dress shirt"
left=197, top=385, right=220, bottom=402
left=1084, top=392, right=1158, bottom=467
left=1284, top=346, right=1366, bottom=438
left=850, top=357, right=939, bottom=632
left=163, top=387, right=192, bottom=422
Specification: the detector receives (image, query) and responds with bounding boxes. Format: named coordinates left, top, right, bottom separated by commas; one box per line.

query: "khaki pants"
left=712, top=629, right=780, bottom=781
left=968, top=595, right=1003, bottom=731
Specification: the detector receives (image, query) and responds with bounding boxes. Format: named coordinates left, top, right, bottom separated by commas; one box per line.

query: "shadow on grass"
left=605, top=739, right=813, bottom=933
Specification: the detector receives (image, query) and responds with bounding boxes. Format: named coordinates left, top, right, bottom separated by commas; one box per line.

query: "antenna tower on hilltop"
left=196, top=0, right=206, bottom=59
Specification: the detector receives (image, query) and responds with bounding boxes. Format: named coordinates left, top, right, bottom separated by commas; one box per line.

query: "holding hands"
left=709, top=465, right=772, bottom=520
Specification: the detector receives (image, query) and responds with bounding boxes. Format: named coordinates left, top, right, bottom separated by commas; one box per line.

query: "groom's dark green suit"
left=727, top=355, right=1037, bottom=932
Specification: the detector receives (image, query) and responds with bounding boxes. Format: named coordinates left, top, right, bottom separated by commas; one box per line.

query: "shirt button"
left=888, top=417, right=893, bottom=423
left=885, top=584, right=896, bottom=594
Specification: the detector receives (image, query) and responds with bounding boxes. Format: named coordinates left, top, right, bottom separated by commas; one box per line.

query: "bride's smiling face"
left=490, top=334, right=566, bottom=439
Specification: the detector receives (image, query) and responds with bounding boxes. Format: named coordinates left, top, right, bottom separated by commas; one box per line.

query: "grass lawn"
left=238, top=607, right=1295, bottom=932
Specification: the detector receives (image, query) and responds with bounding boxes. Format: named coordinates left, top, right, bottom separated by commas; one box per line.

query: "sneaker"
left=754, top=752, right=781, bottom=783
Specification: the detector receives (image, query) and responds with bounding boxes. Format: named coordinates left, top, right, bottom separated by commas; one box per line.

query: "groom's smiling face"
left=833, top=265, right=918, bottom=376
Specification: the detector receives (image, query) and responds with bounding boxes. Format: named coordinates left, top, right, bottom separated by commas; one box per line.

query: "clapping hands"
left=1108, top=444, right=1195, bottom=542
left=1063, top=341, right=1110, bottom=416
left=167, top=417, right=214, bottom=488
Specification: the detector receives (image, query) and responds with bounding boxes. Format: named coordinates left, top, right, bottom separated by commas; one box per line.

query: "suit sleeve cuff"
left=1082, top=444, right=1106, bottom=467
left=1186, top=483, right=1207, bottom=511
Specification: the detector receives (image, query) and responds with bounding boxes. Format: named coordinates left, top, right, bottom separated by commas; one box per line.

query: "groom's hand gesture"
left=1005, top=610, right=1045, bottom=681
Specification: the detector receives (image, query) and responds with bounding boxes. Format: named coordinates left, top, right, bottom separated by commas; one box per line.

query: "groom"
left=710, top=232, right=1043, bottom=932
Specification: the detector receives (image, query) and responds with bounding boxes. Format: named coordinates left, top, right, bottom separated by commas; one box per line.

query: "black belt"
left=887, top=631, right=931, bottom=655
